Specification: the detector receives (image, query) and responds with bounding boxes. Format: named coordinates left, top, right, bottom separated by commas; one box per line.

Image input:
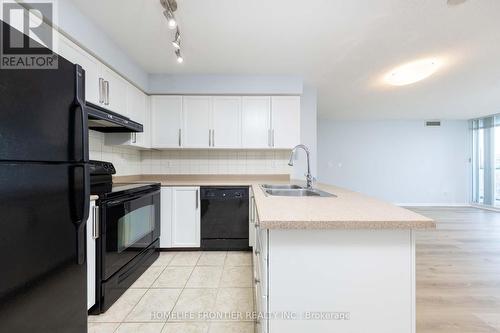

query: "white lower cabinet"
left=160, top=187, right=200, bottom=248
left=160, top=187, right=173, bottom=248
left=86, top=200, right=97, bottom=310
left=253, top=213, right=269, bottom=333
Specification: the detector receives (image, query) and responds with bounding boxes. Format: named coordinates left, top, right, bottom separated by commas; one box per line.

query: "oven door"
left=101, top=189, right=160, bottom=280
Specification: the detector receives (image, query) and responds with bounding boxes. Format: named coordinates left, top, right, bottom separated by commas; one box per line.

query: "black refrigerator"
left=0, top=21, right=89, bottom=333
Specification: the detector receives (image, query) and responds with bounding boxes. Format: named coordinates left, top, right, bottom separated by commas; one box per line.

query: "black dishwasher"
left=200, top=187, right=250, bottom=250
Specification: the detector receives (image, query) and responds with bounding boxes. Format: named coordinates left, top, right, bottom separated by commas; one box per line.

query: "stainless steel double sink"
left=260, top=184, right=336, bottom=197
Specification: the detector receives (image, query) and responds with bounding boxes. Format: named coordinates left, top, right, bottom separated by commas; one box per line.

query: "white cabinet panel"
left=104, top=87, right=150, bottom=149
left=242, top=97, right=271, bottom=148
left=271, top=96, right=301, bottom=149
left=160, top=187, right=173, bottom=248
left=100, top=65, right=128, bottom=116
left=151, top=96, right=183, bottom=148
left=212, top=96, right=242, bottom=148
left=141, top=96, right=152, bottom=148
left=86, top=200, right=97, bottom=310
left=126, top=84, right=148, bottom=147
left=183, top=96, right=211, bottom=148
left=127, top=84, right=146, bottom=124
left=58, top=36, right=100, bottom=105
left=171, top=187, right=200, bottom=248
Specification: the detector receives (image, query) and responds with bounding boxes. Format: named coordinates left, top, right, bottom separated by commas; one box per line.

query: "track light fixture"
left=172, top=28, right=181, bottom=49
left=163, top=10, right=177, bottom=29
left=160, top=0, right=184, bottom=64
left=175, top=49, right=183, bottom=63
left=161, top=0, right=178, bottom=29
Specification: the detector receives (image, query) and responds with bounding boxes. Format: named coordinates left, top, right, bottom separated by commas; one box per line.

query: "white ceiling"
left=69, top=0, right=500, bottom=120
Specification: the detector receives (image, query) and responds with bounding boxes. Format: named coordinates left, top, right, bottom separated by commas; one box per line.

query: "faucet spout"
left=288, top=144, right=313, bottom=189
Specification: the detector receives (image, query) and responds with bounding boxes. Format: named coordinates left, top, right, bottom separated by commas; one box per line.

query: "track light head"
left=172, top=29, right=181, bottom=49
left=160, top=0, right=177, bottom=11
left=163, top=10, right=177, bottom=29
left=175, top=49, right=183, bottom=63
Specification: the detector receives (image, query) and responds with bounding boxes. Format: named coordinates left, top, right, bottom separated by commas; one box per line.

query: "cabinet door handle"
left=272, top=129, right=275, bottom=147
left=178, top=129, right=182, bottom=147
left=250, top=196, right=254, bottom=223
left=268, top=129, right=271, bottom=147
left=212, top=129, right=215, bottom=147
left=208, top=129, right=212, bottom=147
left=104, top=80, right=110, bottom=105
left=98, top=78, right=104, bottom=104
left=92, top=205, right=100, bottom=239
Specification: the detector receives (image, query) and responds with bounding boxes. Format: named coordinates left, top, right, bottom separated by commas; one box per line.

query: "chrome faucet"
left=288, top=144, right=313, bottom=189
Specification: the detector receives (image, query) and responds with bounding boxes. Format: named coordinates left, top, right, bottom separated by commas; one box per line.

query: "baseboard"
left=396, top=203, right=472, bottom=207
left=470, top=204, right=500, bottom=212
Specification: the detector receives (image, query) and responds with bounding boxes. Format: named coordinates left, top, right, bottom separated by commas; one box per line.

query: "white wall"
left=318, top=119, right=471, bottom=205
left=148, top=74, right=303, bottom=95
left=56, top=1, right=149, bottom=90
left=292, top=85, right=318, bottom=180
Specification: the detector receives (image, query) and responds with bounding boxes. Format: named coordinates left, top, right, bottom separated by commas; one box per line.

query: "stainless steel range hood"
left=86, top=102, right=143, bottom=133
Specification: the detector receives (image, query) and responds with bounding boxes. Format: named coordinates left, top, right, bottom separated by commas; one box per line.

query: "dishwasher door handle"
left=196, top=189, right=199, bottom=209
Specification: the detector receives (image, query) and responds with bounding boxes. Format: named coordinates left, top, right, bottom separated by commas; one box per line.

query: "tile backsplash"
left=89, top=130, right=142, bottom=176
left=89, top=130, right=292, bottom=176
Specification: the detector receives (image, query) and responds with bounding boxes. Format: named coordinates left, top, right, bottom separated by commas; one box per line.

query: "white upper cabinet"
left=141, top=96, right=152, bottom=148
left=212, top=97, right=242, bottom=148
left=100, top=65, right=128, bottom=116
left=151, top=96, right=183, bottom=148
left=58, top=36, right=100, bottom=105
left=271, top=96, right=301, bottom=149
left=183, top=96, right=211, bottom=148
left=104, top=84, right=150, bottom=149
left=127, top=84, right=146, bottom=124
left=241, top=97, right=271, bottom=149
left=128, top=85, right=149, bottom=147
left=149, top=95, right=300, bottom=150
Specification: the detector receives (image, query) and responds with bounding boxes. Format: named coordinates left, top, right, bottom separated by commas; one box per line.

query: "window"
left=471, top=116, right=500, bottom=206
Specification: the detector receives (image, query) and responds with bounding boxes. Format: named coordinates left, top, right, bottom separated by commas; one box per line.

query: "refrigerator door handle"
left=73, top=65, right=90, bottom=265
left=74, top=64, right=89, bottom=163
left=70, top=163, right=90, bottom=265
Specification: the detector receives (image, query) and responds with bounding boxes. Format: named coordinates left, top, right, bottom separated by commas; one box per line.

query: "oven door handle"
left=105, top=190, right=160, bottom=207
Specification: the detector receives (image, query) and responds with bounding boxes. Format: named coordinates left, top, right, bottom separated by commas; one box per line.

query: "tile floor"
left=88, top=251, right=255, bottom=333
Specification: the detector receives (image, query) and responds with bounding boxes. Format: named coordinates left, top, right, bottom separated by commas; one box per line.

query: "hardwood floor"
left=409, top=207, right=500, bottom=333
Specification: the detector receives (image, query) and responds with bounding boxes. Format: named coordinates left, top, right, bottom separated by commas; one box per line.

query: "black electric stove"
left=89, top=161, right=161, bottom=314
left=90, top=160, right=160, bottom=198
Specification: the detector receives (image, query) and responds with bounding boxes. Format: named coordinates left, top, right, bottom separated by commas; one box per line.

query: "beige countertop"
left=113, top=174, right=435, bottom=230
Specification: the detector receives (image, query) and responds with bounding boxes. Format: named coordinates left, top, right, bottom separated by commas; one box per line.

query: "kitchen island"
left=250, top=182, right=434, bottom=333
left=115, top=174, right=434, bottom=333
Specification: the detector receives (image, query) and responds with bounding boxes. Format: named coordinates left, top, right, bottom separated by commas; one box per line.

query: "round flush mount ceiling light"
left=384, top=58, right=443, bottom=86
